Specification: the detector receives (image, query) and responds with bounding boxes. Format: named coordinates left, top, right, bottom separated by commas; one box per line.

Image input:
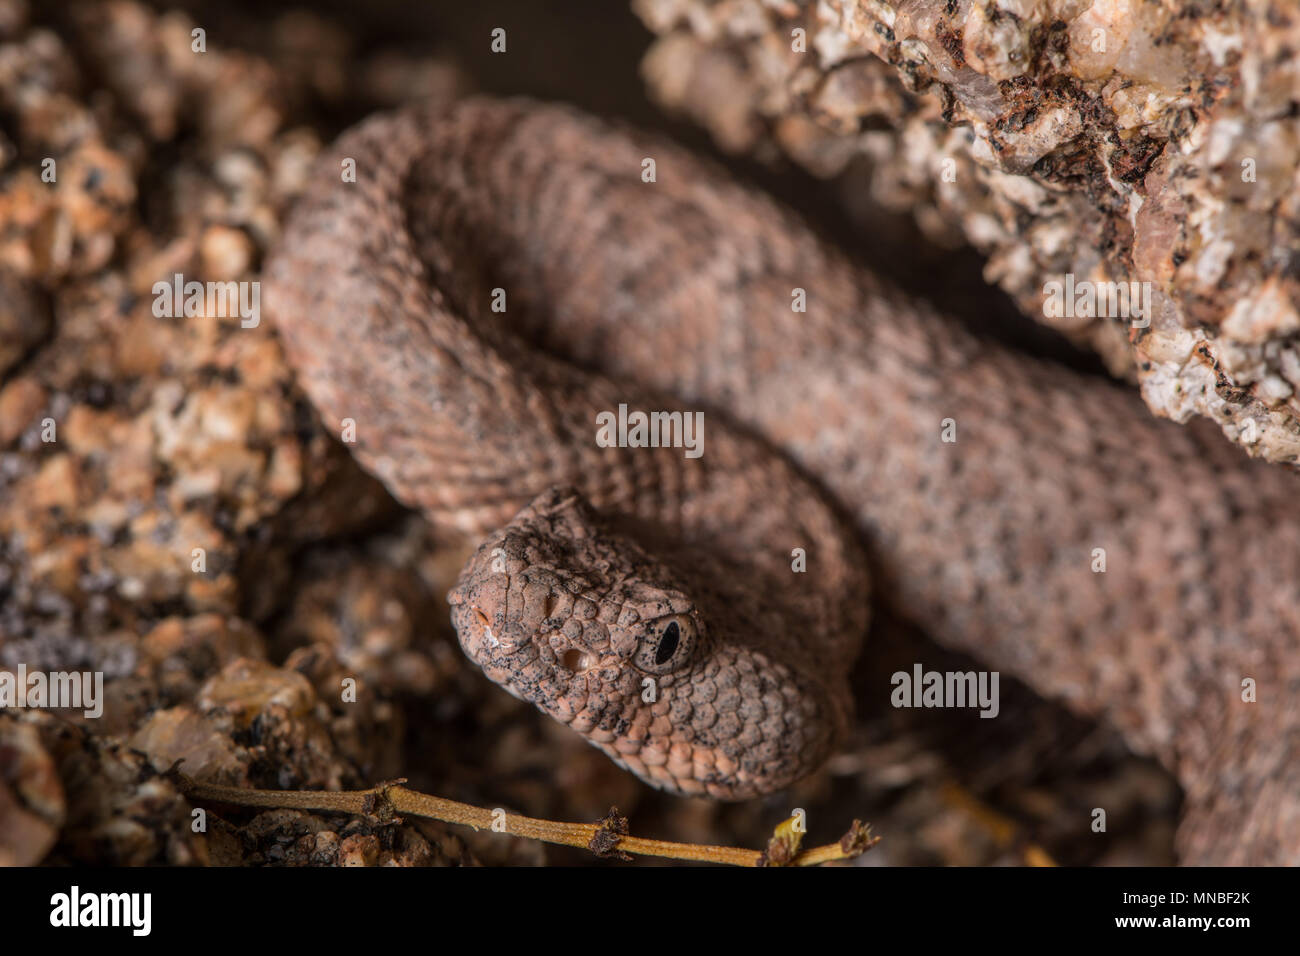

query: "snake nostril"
left=561, top=648, right=591, bottom=672
left=473, top=608, right=490, bottom=626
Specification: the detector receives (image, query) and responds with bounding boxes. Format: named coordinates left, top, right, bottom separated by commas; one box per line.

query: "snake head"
left=449, top=486, right=704, bottom=704
left=448, top=486, right=838, bottom=799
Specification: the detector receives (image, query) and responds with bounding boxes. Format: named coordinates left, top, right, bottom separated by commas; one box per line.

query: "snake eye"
left=633, top=614, right=696, bottom=674
left=655, top=621, right=680, bottom=665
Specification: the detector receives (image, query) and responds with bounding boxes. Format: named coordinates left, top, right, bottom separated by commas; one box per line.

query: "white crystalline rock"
left=636, top=0, right=1300, bottom=464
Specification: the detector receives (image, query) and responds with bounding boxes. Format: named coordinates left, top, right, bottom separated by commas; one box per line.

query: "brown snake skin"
left=266, top=97, right=1300, bottom=865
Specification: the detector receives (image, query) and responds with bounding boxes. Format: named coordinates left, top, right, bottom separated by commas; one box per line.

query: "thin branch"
left=174, top=772, right=878, bottom=867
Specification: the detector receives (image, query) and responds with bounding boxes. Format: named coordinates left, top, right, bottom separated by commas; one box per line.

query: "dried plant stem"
left=177, top=774, right=877, bottom=867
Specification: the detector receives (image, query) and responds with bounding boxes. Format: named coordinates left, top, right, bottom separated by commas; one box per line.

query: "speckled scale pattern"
left=268, top=98, right=1300, bottom=863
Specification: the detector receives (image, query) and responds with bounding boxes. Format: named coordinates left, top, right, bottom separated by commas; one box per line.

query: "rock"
left=0, top=274, right=49, bottom=376
left=635, top=0, right=1300, bottom=463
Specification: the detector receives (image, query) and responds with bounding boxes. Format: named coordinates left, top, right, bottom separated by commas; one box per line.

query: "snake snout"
left=449, top=572, right=524, bottom=660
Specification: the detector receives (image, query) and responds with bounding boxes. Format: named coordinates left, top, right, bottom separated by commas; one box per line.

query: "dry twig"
left=174, top=772, right=879, bottom=867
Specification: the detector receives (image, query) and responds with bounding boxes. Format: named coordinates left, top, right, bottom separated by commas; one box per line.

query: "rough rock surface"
left=0, top=0, right=473, bottom=866
left=635, top=0, right=1300, bottom=463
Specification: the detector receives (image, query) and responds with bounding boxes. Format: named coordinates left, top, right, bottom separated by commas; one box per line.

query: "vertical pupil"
left=655, top=621, right=680, bottom=665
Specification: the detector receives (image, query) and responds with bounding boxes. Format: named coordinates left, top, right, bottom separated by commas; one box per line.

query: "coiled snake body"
left=268, top=98, right=1300, bottom=865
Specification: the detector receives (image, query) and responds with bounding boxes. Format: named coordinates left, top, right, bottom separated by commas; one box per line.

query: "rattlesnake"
left=266, top=97, right=1300, bottom=865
